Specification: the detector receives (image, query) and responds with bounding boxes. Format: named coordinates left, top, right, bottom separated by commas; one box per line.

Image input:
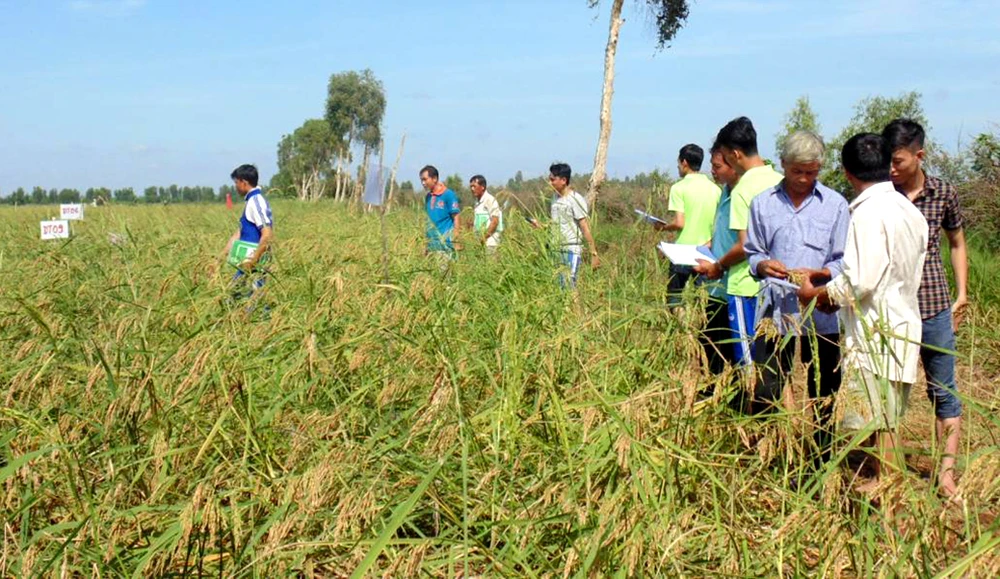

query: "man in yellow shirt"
left=696, top=117, right=783, bottom=372
left=656, top=144, right=721, bottom=306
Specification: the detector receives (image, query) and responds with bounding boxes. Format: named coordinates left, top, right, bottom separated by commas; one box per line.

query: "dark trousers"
left=701, top=297, right=730, bottom=376
left=667, top=264, right=694, bottom=307
left=752, top=333, right=842, bottom=466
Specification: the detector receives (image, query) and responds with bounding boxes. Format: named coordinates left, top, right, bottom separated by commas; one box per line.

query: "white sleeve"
left=826, top=212, right=889, bottom=306
left=246, top=197, right=272, bottom=228
left=488, top=196, right=501, bottom=219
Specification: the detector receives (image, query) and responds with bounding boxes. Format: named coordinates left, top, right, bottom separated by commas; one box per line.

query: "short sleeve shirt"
left=240, top=188, right=273, bottom=243
left=551, top=190, right=589, bottom=254
left=909, top=175, right=964, bottom=319
left=727, top=164, right=784, bottom=297
left=474, top=191, right=503, bottom=247
left=425, top=188, right=461, bottom=251
left=667, top=173, right=722, bottom=245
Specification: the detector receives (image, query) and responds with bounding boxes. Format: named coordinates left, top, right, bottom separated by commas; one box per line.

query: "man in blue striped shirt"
left=744, top=131, right=849, bottom=468
left=225, top=164, right=273, bottom=304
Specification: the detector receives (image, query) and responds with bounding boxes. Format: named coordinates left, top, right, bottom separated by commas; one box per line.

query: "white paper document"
left=634, top=208, right=667, bottom=225
left=657, top=242, right=716, bottom=266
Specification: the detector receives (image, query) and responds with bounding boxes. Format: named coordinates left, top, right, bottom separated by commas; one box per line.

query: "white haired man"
left=744, top=131, right=850, bottom=472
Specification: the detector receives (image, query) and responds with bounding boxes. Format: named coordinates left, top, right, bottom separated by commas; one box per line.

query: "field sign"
left=60, top=203, right=84, bottom=220
left=40, top=220, right=70, bottom=240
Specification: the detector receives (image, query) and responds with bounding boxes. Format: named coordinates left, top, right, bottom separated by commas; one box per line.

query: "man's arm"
left=484, top=216, right=499, bottom=240
left=578, top=217, right=600, bottom=268
left=223, top=230, right=239, bottom=259
left=694, top=230, right=746, bottom=280
left=946, top=227, right=969, bottom=330
left=242, top=226, right=273, bottom=269
left=745, top=200, right=788, bottom=280
left=653, top=212, right=684, bottom=232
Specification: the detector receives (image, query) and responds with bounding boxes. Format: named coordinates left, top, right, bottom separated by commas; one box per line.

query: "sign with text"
left=60, top=203, right=84, bottom=220
left=40, top=220, right=70, bottom=240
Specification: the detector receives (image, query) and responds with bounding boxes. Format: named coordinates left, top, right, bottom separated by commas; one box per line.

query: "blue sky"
left=0, top=0, right=997, bottom=192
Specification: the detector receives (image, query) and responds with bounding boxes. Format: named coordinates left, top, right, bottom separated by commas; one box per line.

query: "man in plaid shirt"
left=883, top=119, right=969, bottom=499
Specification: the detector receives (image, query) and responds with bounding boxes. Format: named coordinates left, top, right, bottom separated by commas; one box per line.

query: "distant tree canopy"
left=775, top=95, right=821, bottom=159
left=275, top=119, right=339, bottom=201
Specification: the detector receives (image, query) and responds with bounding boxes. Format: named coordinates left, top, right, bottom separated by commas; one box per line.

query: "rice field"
left=2, top=200, right=999, bottom=577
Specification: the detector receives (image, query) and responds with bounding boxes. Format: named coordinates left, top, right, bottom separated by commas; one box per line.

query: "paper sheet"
left=656, top=242, right=716, bottom=266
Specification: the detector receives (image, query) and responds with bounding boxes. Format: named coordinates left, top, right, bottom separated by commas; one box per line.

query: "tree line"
left=1, top=185, right=239, bottom=205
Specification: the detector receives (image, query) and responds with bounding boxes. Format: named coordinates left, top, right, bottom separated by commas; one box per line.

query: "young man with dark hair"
left=883, top=118, right=967, bottom=498
left=655, top=144, right=721, bottom=306
left=701, top=146, right=740, bottom=374
left=798, top=133, right=928, bottom=488
left=420, top=165, right=461, bottom=257
left=224, top=163, right=273, bottom=303
left=470, top=174, right=502, bottom=251
left=530, top=162, right=599, bottom=287
left=695, top=117, right=783, bottom=369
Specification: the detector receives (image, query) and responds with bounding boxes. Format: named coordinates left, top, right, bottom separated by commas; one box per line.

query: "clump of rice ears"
left=0, top=202, right=998, bottom=577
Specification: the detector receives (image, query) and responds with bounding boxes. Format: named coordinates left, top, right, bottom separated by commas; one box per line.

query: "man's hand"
left=792, top=267, right=832, bottom=284
left=652, top=221, right=667, bottom=232
left=694, top=260, right=723, bottom=280
left=591, top=253, right=601, bottom=269
left=758, top=259, right=788, bottom=279
left=796, top=276, right=818, bottom=306
left=952, top=295, right=969, bottom=331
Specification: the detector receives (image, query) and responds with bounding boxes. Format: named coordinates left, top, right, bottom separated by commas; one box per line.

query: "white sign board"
left=60, top=203, right=84, bottom=220
left=40, top=220, right=71, bottom=240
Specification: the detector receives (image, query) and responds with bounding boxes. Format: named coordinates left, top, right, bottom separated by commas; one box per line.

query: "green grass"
left=1, top=201, right=999, bottom=576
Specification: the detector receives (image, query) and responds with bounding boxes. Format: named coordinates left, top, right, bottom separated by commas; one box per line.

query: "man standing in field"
left=798, top=133, right=927, bottom=488
left=470, top=175, right=502, bottom=253
left=420, top=165, right=461, bottom=259
left=530, top=162, right=600, bottom=288
left=695, top=117, right=783, bottom=370
left=744, top=131, right=849, bottom=467
left=654, top=144, right=721, bottom=306
left=224, top=164, right=273, bottom=303
left=883, top=119, right=967, bottom=498
left=700, top=145, right=740, bottom=375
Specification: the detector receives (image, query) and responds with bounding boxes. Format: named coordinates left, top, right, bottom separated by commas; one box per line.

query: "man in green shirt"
left=656, top=144, right=721, bottom=305
left=695, top=117, right=783, bottom=371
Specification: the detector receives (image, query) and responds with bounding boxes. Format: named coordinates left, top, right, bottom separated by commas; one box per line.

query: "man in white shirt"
left=470, top=175, right=502, bottom=252
left=797, top=133, right=928, bottom=485
left=529, top=162, right=600, bottom=288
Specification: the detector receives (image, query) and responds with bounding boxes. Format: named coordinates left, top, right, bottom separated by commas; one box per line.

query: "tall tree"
left=587, top=0, right=689, bottom=207
left=276, top=119, right=341, bottom=201
left=325, top=69, right=387, bottom=202
left=775, top=95, right=822, bottom=157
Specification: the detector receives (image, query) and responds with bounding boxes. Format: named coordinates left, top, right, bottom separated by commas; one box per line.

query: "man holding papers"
left=695, top=117, right=783, bottom=368
left=744, top=131, right=849, bottom=471
left=654, top=144, right=721, bottom=306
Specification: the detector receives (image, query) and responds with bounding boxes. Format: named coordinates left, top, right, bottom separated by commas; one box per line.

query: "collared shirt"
left=667, top=172, right=721, bottom=246
left=826, top=181, right=928, bottom=384
left=240, top=187, right=273, bottom=243
left=425, top=187, right=461, bottom=251
left=550, top=189, right=589, bottom=254
left=906, top=174, right=964, bottom=319
left=473, top=190, right=503, bottom=247
left=745, top=180, right=849, bottom=335
left=706, top=184, right=734, bottom=299
left=727, top=164, right=784, bottom=297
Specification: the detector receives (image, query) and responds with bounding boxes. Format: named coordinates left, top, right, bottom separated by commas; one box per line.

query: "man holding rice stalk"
left=223, top=164, right=273, bottom=306
left=883, top=119, right=967, bottom=499
left=529, top=162, right=600, bottom=288
left=797, top=133, right=927, bottom=490
left=420, top=165, right=462, bottom=263
left=743, top=130, right=849, bottom=472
